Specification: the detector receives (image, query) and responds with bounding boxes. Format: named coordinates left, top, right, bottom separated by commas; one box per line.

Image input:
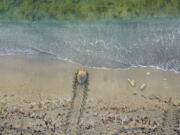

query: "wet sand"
left=0, top=55, right=179, bottom=135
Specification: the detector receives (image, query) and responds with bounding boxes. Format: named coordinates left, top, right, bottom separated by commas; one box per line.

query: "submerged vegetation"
left=0, top=0, right=180, bottom=21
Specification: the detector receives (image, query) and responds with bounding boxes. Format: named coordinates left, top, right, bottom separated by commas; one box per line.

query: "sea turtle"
left=77, top=69, right=88, bottom=85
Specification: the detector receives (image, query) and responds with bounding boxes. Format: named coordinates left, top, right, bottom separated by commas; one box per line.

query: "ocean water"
left=0, top=19, right=180, bottom=72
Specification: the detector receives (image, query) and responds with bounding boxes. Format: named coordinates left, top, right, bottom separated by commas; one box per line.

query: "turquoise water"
left=0, top=19, right=180, bottom=71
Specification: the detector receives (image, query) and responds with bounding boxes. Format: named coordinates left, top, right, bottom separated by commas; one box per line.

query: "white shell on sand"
left=128, top=79, right=136, bottom=87
left=140, top=83, right=146, bottom=90
left=173, top=100, right=180, bottom=106
left=146, top=72, right=150, bottom=76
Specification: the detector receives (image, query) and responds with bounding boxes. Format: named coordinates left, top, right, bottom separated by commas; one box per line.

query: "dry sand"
left=0, top=55, right=179, bottom=135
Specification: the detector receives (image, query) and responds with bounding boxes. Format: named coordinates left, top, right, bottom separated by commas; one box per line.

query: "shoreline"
left=0, top=54, right=179, bottom=104
left=1, top=53, right=180, bottom=74
left=0, top=54, right=179, bottom=134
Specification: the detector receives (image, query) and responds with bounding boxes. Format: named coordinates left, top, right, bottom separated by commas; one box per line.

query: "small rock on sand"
left=146, top=72, right=151, bottom=76
left=127, top=79, right=136, bottom=87
left=140, top=83, right=146, bottom=91
left=132, top=92, right=137, bottom=95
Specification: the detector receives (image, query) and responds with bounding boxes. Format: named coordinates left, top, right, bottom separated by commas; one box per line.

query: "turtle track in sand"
left=0, top=69, right=90, bottom=135
left=65, top=69, right=89, bottom=135
left=157, top=98, right=180, bottom=135
left=111, top=127, right=157, bottom=135
left=111, top=98, right=180, bottom=135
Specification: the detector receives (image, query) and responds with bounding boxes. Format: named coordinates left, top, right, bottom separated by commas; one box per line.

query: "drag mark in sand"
left=111, top=97, right=180, bottom=135
left=157, top=98, right=180, bottom=135
left=65, top=69, right=89, bottom=135
left=0, top=125, right=46, bottom=135
left=111, top=127, right=157, bottom=135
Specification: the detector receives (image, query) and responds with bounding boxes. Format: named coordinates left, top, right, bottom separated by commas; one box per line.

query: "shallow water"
left=0, top=19, right=180, bottom=71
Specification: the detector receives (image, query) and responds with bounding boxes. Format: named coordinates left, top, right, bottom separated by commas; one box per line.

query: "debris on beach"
left=140, top=83, right=146, bottom=91
left=173, top=100, right=180, bottom=106
left=127, top=79, right=136, bottom=88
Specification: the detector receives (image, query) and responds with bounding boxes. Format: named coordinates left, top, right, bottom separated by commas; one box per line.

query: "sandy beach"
left=0, top=55, right=179, bottom=135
